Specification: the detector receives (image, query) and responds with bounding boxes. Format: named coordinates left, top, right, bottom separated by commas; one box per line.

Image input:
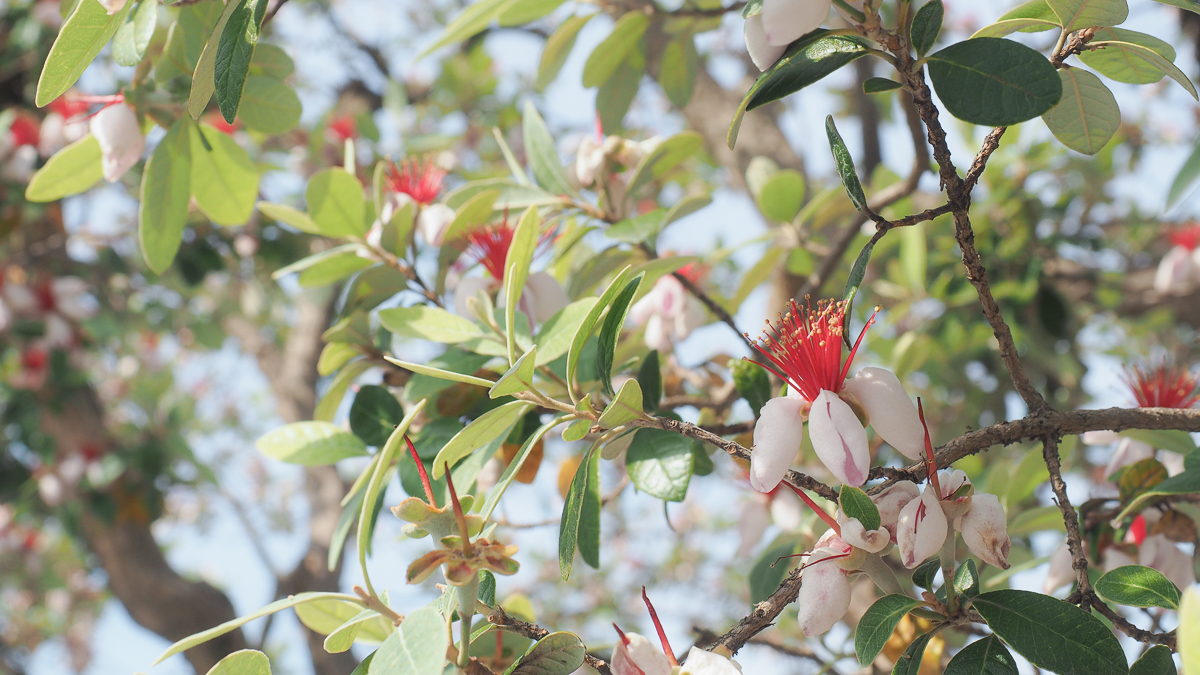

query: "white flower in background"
left=1153, top=224, right=1200, bottom=294
left=796, top=532, right=852, bottom=636
left=1103, top=546, right=1136, bottom=572
left=1139, top=534, right=1195, bottom=592
left=1104, top=437, right=1154, bottom=479
left=761, top=0, right=831, bottom=47
left=90, top=103, right=144, bottom=182
left=575, top=135, right=605, bottom=186
left=416, top=204, right=455, bottom=246
left=95, top=0, right=127, bottom=14
left=1043, top=542, right=1075, bottom=594
left=737, top=492, right=772, bottom=556
left=747, top=299, right=923, bottom=490
left=453, top=222, right=568, bottom=324
left=39, top=111, right=88, bottom=157
left=628, top=267, right=707, bottom=352
left=1, top=115, right=40, bottom=183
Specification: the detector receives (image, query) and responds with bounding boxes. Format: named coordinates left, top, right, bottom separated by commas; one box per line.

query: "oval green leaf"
left=581, top=11, right=648, bottom=88
left=190, top=123, right=260, bottom=225
left=626, top=428, right=693, bottom=502
left=1041, top=68, right=1119, bottom=156
left=506, top=631, right=586, bottom=675
left=25, top=134, right=103, bottom=202
left=112, top=0, right=157, bottom=67
left=1095, top=565, right=1181, bottom=609
left=140, top=118, right=193, bottom=274
left=256, top=421, right=369, bottom=465
left=206, top=649, right=271, bottom=675
left=367, top=605, right=447, bottom=675
left=239, top=76, right=302, bottom=134
left=926, top=38, right=1063, bottom=127
left=855, top=594, right=922, bottom=665
left=306, top=168, right=367, bottom=237
left=36, top=0, right=134, bottom=106
left=558, top=445, right=601, bottom=580
left=1130, top=645, right=1178, bottom=675
left=1047, top=0, right=1128, bottom=32
left=431, top=401, right=530, bottom=478
left=944, top=634, right=1018, bottom=675
left=379, top=305, right=485, bottom=343
left=1078, top=28, right=1176, bottom=84
left=910, top=0, right=944, bottom=58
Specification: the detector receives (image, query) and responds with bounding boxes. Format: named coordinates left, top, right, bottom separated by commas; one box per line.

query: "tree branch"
left=480, top=604, right=613, bottom=675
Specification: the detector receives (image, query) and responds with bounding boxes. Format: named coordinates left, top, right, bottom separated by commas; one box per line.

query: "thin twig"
left=481, top=604, right=614, bottom=675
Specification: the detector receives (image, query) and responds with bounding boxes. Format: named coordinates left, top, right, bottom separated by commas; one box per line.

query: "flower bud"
left=679, top=646, right=742, bottom=675
left=761, top=0, right=832, bottom=47
left=1043, top=542, right=1074, bottom=594
left=96, top=0, right=126, bottom=14
left=808, top=389, right=870, bottom=486
left=842, top=367, right=924, bottom=460
left=576, top=136, right=605, bottom=186
left=416, top=203, right=455, bottom=247
left=836, top=509, right=888, bottom=553
left=874, top=481, right=919, bottom=541
left=796, top=545, right=851, bottom=636
left=1154, top=246, right=1193, bottom=294
left=896, top=486, right=947, bottom=568
left=90, top=103, right=144, bottom=183
left=612, top=631, right=672, bottom=675
left=519, top=271, right=570, bottom=324
left=743, top=14, right=786, bottom=71
left=749, top=392, right=806, bottom=492
left=957, top=493, right=1010, bottom=569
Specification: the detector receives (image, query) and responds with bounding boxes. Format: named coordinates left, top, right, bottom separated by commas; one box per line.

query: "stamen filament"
left=444, top=464, right=473, bottom=557
left=916, top=398, right=942, bottom=498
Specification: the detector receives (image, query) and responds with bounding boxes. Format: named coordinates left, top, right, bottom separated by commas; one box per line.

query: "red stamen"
left=1125, top=362, right=1200, bottom=409
left=386, top=156, right=446, bottom=204
left=464, top=222, right=516, bottom=279
left=1130, top=514, right=1147, bottom=546
left=9, top=117, right=40, bottom=147
left=641, top=587, right=677, bottom=666
left=916, top=398, right=942, bottom=498
left=328, top=116, right=357, bottom=142
left=405, top=436, right=437, bottom=507
left=782, top=482, right=841, bottom=535
left=800, top=550, right=852, bottom=572
left=444, top=464, right=473, bottom=556
left=746, top=298, right=872, bottom=401
left=1167, top=223, right=1200, bottom=251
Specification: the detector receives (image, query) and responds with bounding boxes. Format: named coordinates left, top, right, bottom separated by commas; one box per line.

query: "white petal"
left=836, top=510, right=889, bottom=553
left=643, top=313, right=673, bottom=353
left=769, top=488, right=803, bottom=531
left=744, top=14, right=787, bottom=71
left=896, top=487, right=947, bottom=568
left=1154, top=246, right=1192, bottom=294
left=612, top=633, right=672, bottom=675
left=575, top=137, right=605, bottom=186
left=4, top=284, right=37, bottom=313
left=675, top=296, right=707, bottom=340
left=417, top=204, right=455, bottom=246
left=1160, top=450, right=1186, bottom=477
left=1103, top=546, right=1135, bottom=573
left=796, top=546, right=851, bottom=636
left=679, top=647, right=742, bottom=675
left=1104, top=438, right=1154, bottom=480
left=874, top=481, right=919, bottom=539
left=958, top=493, right=1010, bottom=569
left=522, top=271, right=570, bottom=324
left=750, top=396, right=806, bottom=492
left=808, top=390, right=870, bottom=486
left=843, top=367, right=924, bottom=460
left=454, top=276, right=493, bottom=319
left=1082, top=430, right=1119, bottom=446
left=96, top=0, right=126, bottom=14
left=628, top=285, right=661, bottom=325
left=1139, top=534, right=1196, bottom=592
left=1043, top=542, right=1075, bottom=594
left=738, top=494, right=771, bottom=555
left=90, top=104, right=143, bottom=183
left=762, top=0, right=831, bottom=46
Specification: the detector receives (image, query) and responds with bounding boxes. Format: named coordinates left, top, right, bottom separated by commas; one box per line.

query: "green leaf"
left=596, top=56, right=643, bottom=134
left=431, top=401, right=530, bottom=478
left=826, top=116, right=868, bottom=212
left=1006, top=505, right=1065, bottom=535
left=257, top=202, right=322, bottom=235
left=481, top=417, right=563, bottom=521
left=190, top=123, right=260, bottom=225
left=349, top=385, right=405, bottom=447
left=238, top=76, right=302, bottom=134
left=140, top=118, right=193, bottom=274
left=910, top=0, right=944, bottom=58
left=728, top=30, right=872, bottom=149
left=256, top=421, right=369, bottom=465
left=522, top=102, right=573, bottom=197
left=911, top=558, right=940, bottom=591
left=597, top=378, right=644, bottom=429
left=749, top=538, right=796, bottom=604
left=607, top=209, right=667, bottom=244
left=1087, top=40, right=1197, bottom=99
left=1152, top=0, right=1200, bottom=13
left=296, top=250, right=373, bottom=288
left=537, top=14, right=593, bottom=91
left=926, top=38, right=1063, bottom=126
left=156, top=593, right=362, bottom=663
left=855, top=594, right=923, bottom=666
left=1046, top=0, right=1128, bottom=32
left=351, top=652, right=375, bottom=675
left=36, top=0, right=134, bottom=106
left=214, top=0, right=268, bottom=123
left=597, top=274, right=643, bottom=395
left=636, top=351, right=662, bottom=412
left=318, top=343, right=358, bottom=377
left=955, top=559, right=980, bottom=598
left=1170, top=137, right=1200, bottom=207
left=567, top=266, right=632, bottom=391
left=1117, top=458, right=1168, bottom=504
left=306, top=168, right=367, bottom=238
left=1116, top=452, right=1200, bottom=520
left=505, top=632, right=586, bottom=675
left=250, top=43, right=294, bottom=78
left=944, top=635, right=1018, bottom=675
left=1041, top=69, right=1119, bottom=156
left=273, top=243, right=360, bottom=279
left=863, top=77, right=904, bottom=93
left=367, top=606, right=447, bottom=675
left=559, top=443, right=601, bottom=579
left=626, top=428, right=693, bottom=502
left=657, top=33, right=699, bottom=107
left=490, top=348, right=538, bottom=398
left=1122, top=428, right=1198, bottom=456
left=328, top=486, right=363, bottom=571
left=731, top=359, right=771, bottom=417
left=112, top=0, right=157, bottom=66
left=1095, top=565, right=1181, bottom=610
left=499, top=0, right=567, bottom=26
left=386, top=356, right=496, bottom=389
left=971, top=18, right=1061, bottom=38
left=379, top=305, right=485, bottom=344
left=188, top=0, right=243, bottom=119
left=1130, top=646, right=1178, bottom=675
left=839, top=485, right=881, bottom=531
left=581, top=12, right=649, bottom=88
left=1180, top=587, right=1200, bottom=675
left=1078, top=28, right=1175, bottom=84
left=157, top=3, right=222, bottom=82
left=625, top=131, right=704, bottom=196
left=296, top=598, right=381, bottom=635
left=323, top=609, right=386, bottom=653
left=758, top=169, right=805, bottom=222
left=899, top=222, right=927, bottom=290
left=971, top=590, right=1128, bottom=675
left=206, top=649, right=271, bottom=675
left=442, top=189, right=501, bottom=243
left=504, top=206, right=541, bottom=363
left=999, top=0, right=1059, bottom=22
left=843, top=236, right=877, bottom=305
left=314, top=359, right=372, bottom=421
left=892, top=631, right=935, bottom=675
left=25, top=135, right=103, bottom=202
left=418, top=0, right=512, bottom=60
left=534, top=298, right=598, bottom=366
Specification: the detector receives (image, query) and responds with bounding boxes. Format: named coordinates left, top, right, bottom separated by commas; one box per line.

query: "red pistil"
left=1167, top=223, right=1200, bottom=251
left=782, top=482, right=841, bottom=535
left=1125, top=362, right=1200, bottom=409
left=641, top=587, right=677, bottom=666
left=745, top=298, right=878, bottom=401
left=405, top=436, right=437, bottom=507
left=916, top=398, right=942, bottom=498
left=387, top=156, right=446, bottom=204
left=444, top=464, right=473, bottom=557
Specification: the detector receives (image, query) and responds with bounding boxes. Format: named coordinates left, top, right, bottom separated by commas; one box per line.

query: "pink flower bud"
left=612, top=631, right=673, bottom=675
left=749, top=392, right=806, bottom=492
left=629, top=275, right=706, bottom=352
left=89, top=103, right=144, bottom=183
left=874, top=481, right=919, bottom=541
left=896, top=487, right=947, bottom=568
left=1154, top=245, right=1193, bottom=294
left=679, top=647, right=742, bottom=675
left=796, top=545, right=852, bottom=636
left=761, top=0, right=832, bottom=47
left=1043, top=542, right=1074, bottom=594
left=837, top=509, right=888, bottom=553
left=743, top=14, right=785, bottom=71
left=842, top=367, right=924, bottom=460
left=957, top=493, right=1010, bottom=569
left=808, top=389, right=870, bottom=486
